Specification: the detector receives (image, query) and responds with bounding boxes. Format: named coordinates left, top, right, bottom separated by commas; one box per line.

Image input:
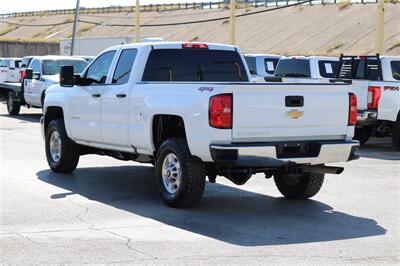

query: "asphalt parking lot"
left=0, top=104, right=399, bottom=265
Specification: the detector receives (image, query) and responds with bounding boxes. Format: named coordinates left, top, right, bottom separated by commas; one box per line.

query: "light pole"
left=70, top=0, right=80, bottom=56
left=376, top=0, right=385, bottom=54
left=135, top=0, right=140, bottom=42
left=230, top=0, right=236, bottom=45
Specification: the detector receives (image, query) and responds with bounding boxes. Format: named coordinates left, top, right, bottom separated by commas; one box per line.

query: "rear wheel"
left=155, top=138, right=206, bottom=208
left=7, top=91, right=20, bottom=115
left=354, top=126, right=371, bottom=145
left=392, top=116, right=400, bottom=150
left=45, top=119, right=80, bottom=173
left=274, top=172, right=324, bottom=199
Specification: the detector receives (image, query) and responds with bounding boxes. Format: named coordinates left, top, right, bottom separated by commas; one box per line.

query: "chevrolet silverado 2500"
left=41, top=42, right=359, bottom=208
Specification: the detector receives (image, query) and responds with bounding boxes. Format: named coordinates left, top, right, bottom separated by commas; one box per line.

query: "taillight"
left=19, top=70, right=25, bottom=82
left=367, top=86, right=381, bottom=109
left=182, top=43, right=208, bottom=49
left=209, top=94, right=232, bottom=129
left=349, top=93, right=357, bottom=126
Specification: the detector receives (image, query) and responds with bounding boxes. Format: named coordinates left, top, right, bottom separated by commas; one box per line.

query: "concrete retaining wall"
left=0, top=41, right=59, bottom=57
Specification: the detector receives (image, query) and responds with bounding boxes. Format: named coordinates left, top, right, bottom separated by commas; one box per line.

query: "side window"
left=112, top=49, right=138, bottom=85
left=85, top=51, right=116, bottom=84
left=318, top=60, right=339, bottom=78
left=30, top=59, right=41, bottom=73
left=391, top=61, right=400, bottom=81
left=244, top=57, right=257, bottom=75
left=264, top=58, right=280, bottom=75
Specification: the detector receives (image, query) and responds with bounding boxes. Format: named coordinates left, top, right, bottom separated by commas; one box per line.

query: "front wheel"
left=7, top=91, right=20, bottom=115
left=45, top=119, right=80, bottom=173
left=274, top=172, right=324, bottom=199
left=155, top=138, right=206, bottom=208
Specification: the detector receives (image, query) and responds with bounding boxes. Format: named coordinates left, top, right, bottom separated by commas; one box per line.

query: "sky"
left=0, top=0, right=214, bottom=14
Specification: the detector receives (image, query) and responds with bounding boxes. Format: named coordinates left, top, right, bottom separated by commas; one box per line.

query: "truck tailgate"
left=349, top=80, right=369, bottom=111
left=231, top=84, right=350, bottom=142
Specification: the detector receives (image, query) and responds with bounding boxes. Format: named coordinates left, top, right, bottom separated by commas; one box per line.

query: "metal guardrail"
left=0, top=0, right=380, bottom=19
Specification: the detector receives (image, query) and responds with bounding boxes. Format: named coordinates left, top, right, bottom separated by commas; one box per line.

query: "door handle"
left=116, top=93, right=126, bottom=98
left=92, top=93, right=101, bottom=98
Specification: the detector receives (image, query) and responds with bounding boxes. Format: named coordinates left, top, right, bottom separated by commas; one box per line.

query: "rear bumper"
left=210, top=140, right=359, bottom=167
left=357, top=110, right=377, bottom=125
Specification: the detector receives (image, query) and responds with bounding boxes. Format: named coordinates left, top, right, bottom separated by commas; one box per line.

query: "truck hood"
left=43, top=74, right=59, bottom=84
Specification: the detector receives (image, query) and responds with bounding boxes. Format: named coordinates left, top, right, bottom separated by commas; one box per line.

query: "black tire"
left=392, top=116, right=400, bottom=150
left=45, top=119, right=80, bottom=173
left=7, top=91, right=21, bottom=115
left=274, top=172, right=324, bottom=199
left=354, top=126, right=371, bottom=145
left=155, top=138, right=206, bottom=208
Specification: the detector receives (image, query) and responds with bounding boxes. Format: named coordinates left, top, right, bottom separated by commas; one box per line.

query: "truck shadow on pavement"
left=0, top=113, right=41, bottom=123
left=36, top=166, right=386, bottom=246
left=356, top=138, right=400, bottom=160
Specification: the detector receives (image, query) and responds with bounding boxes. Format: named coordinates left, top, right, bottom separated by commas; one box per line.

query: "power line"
left=0, top=1, right=313, bottom=28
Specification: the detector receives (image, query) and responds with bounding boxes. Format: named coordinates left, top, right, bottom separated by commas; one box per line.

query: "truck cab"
left=274, top=56, right=339, bottom=83
left=23, top=56, right=88, bottom=108
left=0, top=58, right=22, bottom=83
left=243, top=54, right=281, bottom=82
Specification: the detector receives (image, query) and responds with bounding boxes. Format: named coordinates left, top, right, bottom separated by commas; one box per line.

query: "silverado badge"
left=287, top=110, right=304, bottom=119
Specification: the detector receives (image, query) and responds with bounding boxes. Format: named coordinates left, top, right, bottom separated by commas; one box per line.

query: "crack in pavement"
left=68, top=199, right=155, bottom=259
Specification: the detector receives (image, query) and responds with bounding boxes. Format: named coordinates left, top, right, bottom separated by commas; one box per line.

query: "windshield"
left=142, top=49, right=248, bottom=82
left=42, top=60, right=88, bottom=75
left=391, top=61, right=400, bottom=81
left=275, top=59, right=311, bottom=78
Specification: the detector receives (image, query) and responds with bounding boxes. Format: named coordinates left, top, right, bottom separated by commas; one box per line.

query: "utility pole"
left=230, top=0, right=236, bottom=45
left=135, top=0, right=140, bottom=43
left=70, top=0, right=80, bottom=56
left=376, top=0, right=385, bottom=54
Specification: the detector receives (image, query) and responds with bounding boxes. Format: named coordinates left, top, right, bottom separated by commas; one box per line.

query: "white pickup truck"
left=337, top=55, right=400, bottom=149
left=41, top=42, right=359, bottom=208
left=274, top=56, right=339, bottom=82
left=6, top=56, right=88, bottom=115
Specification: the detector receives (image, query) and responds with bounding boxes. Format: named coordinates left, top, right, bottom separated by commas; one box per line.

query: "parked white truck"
left=337, top=55, right=400, bottom=149
left=6, top=56, right=88, bottom=115
left=41, top=42, right=359, bottom=208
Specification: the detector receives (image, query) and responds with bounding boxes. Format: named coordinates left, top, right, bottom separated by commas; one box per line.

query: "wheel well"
left=152, top=115, right=186, bottom=151
left=41, top=91, right=46, bottom=105
left=45, top=106, right=64, bottom=133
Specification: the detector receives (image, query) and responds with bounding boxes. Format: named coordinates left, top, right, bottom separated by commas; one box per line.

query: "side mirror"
left=32, top=72, right=41, bottom=80
left=60, top=66, right=74, bottom=87
left=25, top=69, right=33, bottom=79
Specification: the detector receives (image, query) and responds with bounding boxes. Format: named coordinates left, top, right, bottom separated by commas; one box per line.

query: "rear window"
left=275, top=59, right=311, bottom=78
left=318, top=60, right=339, bottom=78
left=244, top=56, right=257, bottom=75
left=142, top=49, right=248, bottom=82
left=42, top=60, right=88, bottom=75
left=391, top=61, right=400, bottom=81
left=0, top=60, right=8, bottom=67
left=264, top=58, right=280, bottom=75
